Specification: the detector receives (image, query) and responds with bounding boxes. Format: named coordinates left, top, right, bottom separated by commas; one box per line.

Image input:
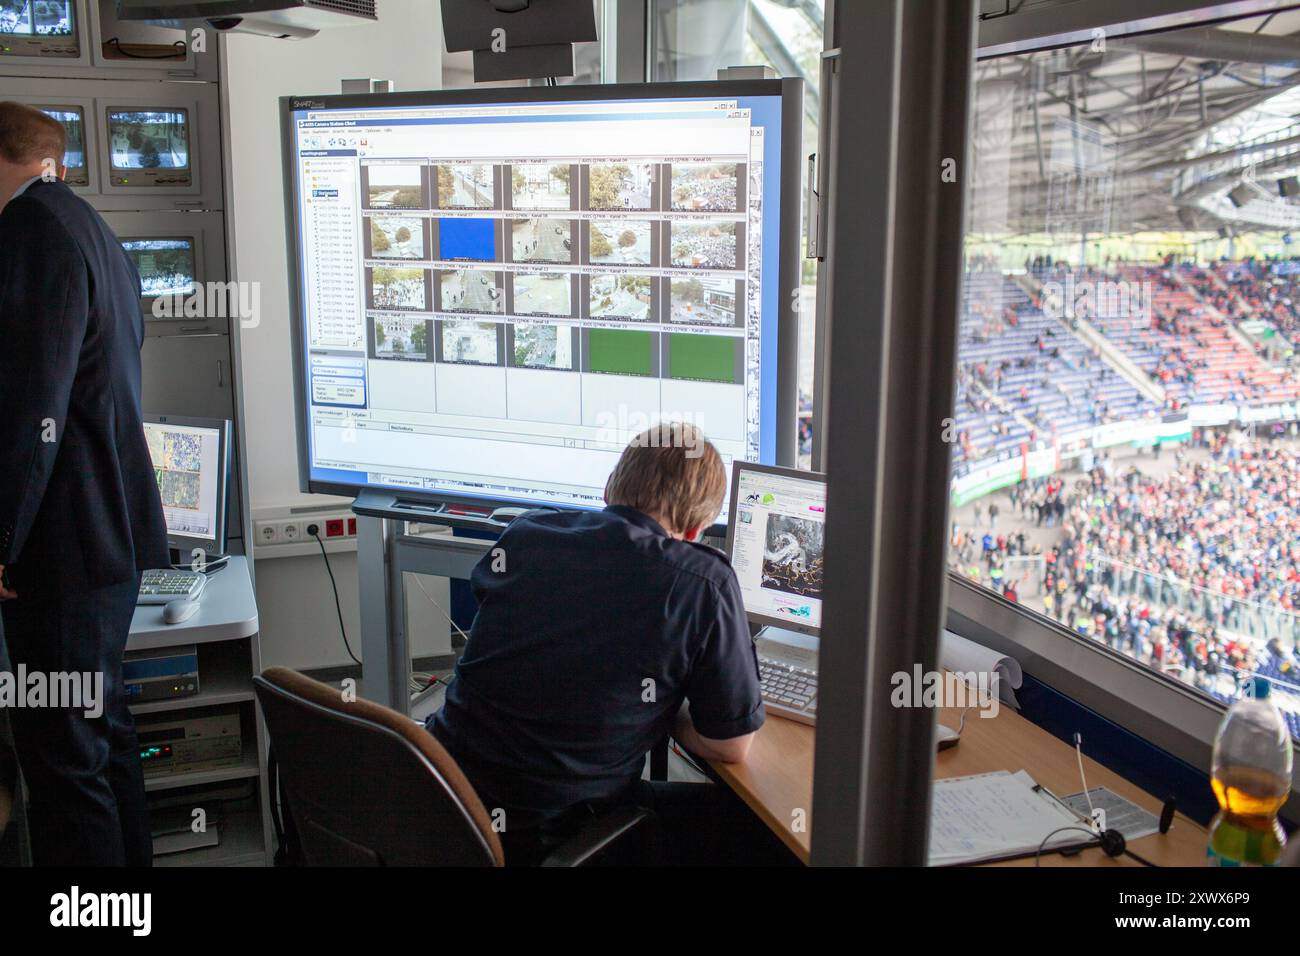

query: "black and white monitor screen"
left=123, top=238, right=196, bottom=299
left=143, top=416, right=230, bottom=554
left=38, top=106, right=87, bottom=187
left=727, top=463, right=825, bottom=636
left=107, top=109, right=192, bottom=187
left=0, top=1, right=77, bottom=57
left=282, top=80, right=801, bottom=518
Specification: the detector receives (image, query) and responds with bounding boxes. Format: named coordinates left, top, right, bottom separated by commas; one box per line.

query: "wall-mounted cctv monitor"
left=281, top=80, right=804, bottom=521
left=0, top=0, right=81, bottom=61
left=124, top=237, right=195, bottom=297
left=0, top=80, right=99, bottom=195
left=41, top=104, right=91, bottom=186
left=0, top=1, right=216, bottom=78
left=102, top=210, right=227, bottom=327
left=106, top=107, right=190, bottom=185
left=94, top=82, right=221, bottom=210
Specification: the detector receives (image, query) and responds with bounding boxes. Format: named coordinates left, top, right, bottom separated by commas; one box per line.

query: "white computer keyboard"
left=137, top=569, right=207, bottom=605
left=758, top=655, right=818, bottom=725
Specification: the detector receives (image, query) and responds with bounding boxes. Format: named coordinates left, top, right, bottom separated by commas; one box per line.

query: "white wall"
left=223, top=3, right=448, bottom=671
left=224, top=1, right=443, bottom=508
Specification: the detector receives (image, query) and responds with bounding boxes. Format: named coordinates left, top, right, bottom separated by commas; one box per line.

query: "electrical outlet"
left=282, top=521, right=302, bottom=542
left=256, top=521, right=281, bottom=545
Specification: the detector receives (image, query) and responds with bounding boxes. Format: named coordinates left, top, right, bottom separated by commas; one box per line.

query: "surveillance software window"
left=292, top=95, right=779, bottom=508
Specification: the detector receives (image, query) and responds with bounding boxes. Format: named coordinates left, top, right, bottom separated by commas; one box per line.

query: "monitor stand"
left=170, top=548, right=229, bottom=576
left=754, top=624, right=819, bottom=652
left=753, top=626, right=819, bottom=675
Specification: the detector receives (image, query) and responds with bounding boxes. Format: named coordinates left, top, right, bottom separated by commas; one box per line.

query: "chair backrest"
left=253, top=666, right=504, bottom=866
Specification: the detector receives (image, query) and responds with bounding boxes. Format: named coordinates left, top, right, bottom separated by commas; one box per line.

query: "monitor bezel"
left=1, top=85, right=100, bottom=196
left=121, top=235, right=198, bottom=310
left=143, top=413, right=232, bottom=558
left=102, top=210, right=227, bottom=326
left=724, top=460, right=826, bottom=638
left=0, top=0, right=80, bottom=60
left=281, top=78, right=804, bottom=516
left=103, top=104, right=193, bottom=184
left=36, top=102, right=91, bottom=187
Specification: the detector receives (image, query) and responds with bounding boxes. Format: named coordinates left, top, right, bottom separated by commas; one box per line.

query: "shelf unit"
left=126, top=557, right=271, bottom=867
left=2, top=1, right=262, bottom=869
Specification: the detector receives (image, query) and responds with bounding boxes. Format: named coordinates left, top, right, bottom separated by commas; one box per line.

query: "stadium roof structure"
left=972, top=9, right=1300, bottom=237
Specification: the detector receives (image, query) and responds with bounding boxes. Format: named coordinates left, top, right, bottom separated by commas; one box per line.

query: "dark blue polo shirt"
left=428, top=505, right=764, bottom=829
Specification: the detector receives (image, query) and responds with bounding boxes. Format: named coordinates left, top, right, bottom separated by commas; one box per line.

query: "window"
left=952, top=11, right=1300, bottom=739
left=651, top=0, right=824, bottom=467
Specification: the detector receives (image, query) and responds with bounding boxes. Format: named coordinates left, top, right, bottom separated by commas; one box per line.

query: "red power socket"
left=347, top=518, right=357, bottom=536
left=325, top=518, right=345, bottom=538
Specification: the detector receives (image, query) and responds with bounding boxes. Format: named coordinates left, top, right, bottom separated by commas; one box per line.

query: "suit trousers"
left=1, top=576, right=151, bottom=866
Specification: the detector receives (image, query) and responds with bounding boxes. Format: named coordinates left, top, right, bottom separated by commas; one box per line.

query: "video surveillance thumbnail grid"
left=357, top=157, right=749, bottom=384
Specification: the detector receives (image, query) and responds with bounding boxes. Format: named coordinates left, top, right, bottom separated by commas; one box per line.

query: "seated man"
left=428, top=423, right=783, bottom=865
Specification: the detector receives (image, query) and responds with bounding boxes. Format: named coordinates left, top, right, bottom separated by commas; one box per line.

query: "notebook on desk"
left=929, top=770, right=1090, bottom=866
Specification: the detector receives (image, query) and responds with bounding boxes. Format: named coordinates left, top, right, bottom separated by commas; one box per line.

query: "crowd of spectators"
left=949, top=432, right=1300, bottom=730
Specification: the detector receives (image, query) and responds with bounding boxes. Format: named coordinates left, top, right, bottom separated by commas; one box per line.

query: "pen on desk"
left=1032, top=782, right=1095, bottom=827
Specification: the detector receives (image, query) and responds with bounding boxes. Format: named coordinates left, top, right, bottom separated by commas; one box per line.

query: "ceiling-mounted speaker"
left=1228, top=183, right=1255, bottom=208
left=1279, top=176, right=1300, bottom=198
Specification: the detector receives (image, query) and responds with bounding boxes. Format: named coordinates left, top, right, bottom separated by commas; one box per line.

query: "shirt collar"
left=604, top=505, right=671, bottom=539
left=11, top=175, right=41, bottom=203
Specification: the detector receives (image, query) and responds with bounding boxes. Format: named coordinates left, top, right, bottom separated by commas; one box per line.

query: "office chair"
left=254, top=666, right=662, bottom=866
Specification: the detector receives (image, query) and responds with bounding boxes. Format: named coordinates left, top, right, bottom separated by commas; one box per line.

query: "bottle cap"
left=1247, top=676, right=1271, bottom=700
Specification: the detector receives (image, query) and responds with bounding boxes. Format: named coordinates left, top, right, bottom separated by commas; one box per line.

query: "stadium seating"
left=954, top=272, right=1157, bottom=467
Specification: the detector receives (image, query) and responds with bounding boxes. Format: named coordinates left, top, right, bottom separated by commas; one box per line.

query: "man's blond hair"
left=0, top=101, right=65, bottom=166
left=606, top=423, right=725, bottom=535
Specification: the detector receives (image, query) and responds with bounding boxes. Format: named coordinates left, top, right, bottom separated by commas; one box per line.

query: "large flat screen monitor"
left=282, top=80, right=802, bottom=517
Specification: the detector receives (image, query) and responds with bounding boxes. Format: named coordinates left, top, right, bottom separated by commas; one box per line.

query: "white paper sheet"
left=929, top=770, right=1086, bottom=866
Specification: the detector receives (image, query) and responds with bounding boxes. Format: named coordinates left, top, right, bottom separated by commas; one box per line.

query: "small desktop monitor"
left=0, top=0, right=78, bottom=59
left=123, top=237, right=197, bottom=301
left=106, top=107, right=192, bottom=187
left=726, top=462, right=826, bottom=637
left=143, top=414, right=231, bottom=558
left=36, top=105, right=88, bottom=187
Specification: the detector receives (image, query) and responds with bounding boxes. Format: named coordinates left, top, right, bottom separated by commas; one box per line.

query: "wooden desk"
left=709, top=703, right=1209, bottom=866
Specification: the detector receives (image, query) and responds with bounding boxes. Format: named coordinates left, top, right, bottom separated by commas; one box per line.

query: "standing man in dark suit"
left=0, top=102, right=169, bottom=866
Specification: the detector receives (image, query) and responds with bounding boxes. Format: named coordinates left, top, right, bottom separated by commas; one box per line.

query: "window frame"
left=948, top=0, right=1300, bottom=819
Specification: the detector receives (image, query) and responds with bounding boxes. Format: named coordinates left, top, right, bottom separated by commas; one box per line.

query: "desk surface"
left=709, top=702, right=1209, bottom=866
left=127, top=556, right=259, bottom=652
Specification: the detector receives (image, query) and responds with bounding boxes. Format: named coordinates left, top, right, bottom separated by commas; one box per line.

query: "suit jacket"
left=0, top=179, right=169, bottom=600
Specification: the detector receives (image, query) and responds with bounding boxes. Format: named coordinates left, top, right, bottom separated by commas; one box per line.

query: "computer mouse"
left=935, top=723, right=961, bottom=751
left=163, top=598, right=200, bottom=625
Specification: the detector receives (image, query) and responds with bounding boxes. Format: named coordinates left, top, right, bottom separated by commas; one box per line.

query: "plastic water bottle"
left=1207, top=678, right=1293, bottom=866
